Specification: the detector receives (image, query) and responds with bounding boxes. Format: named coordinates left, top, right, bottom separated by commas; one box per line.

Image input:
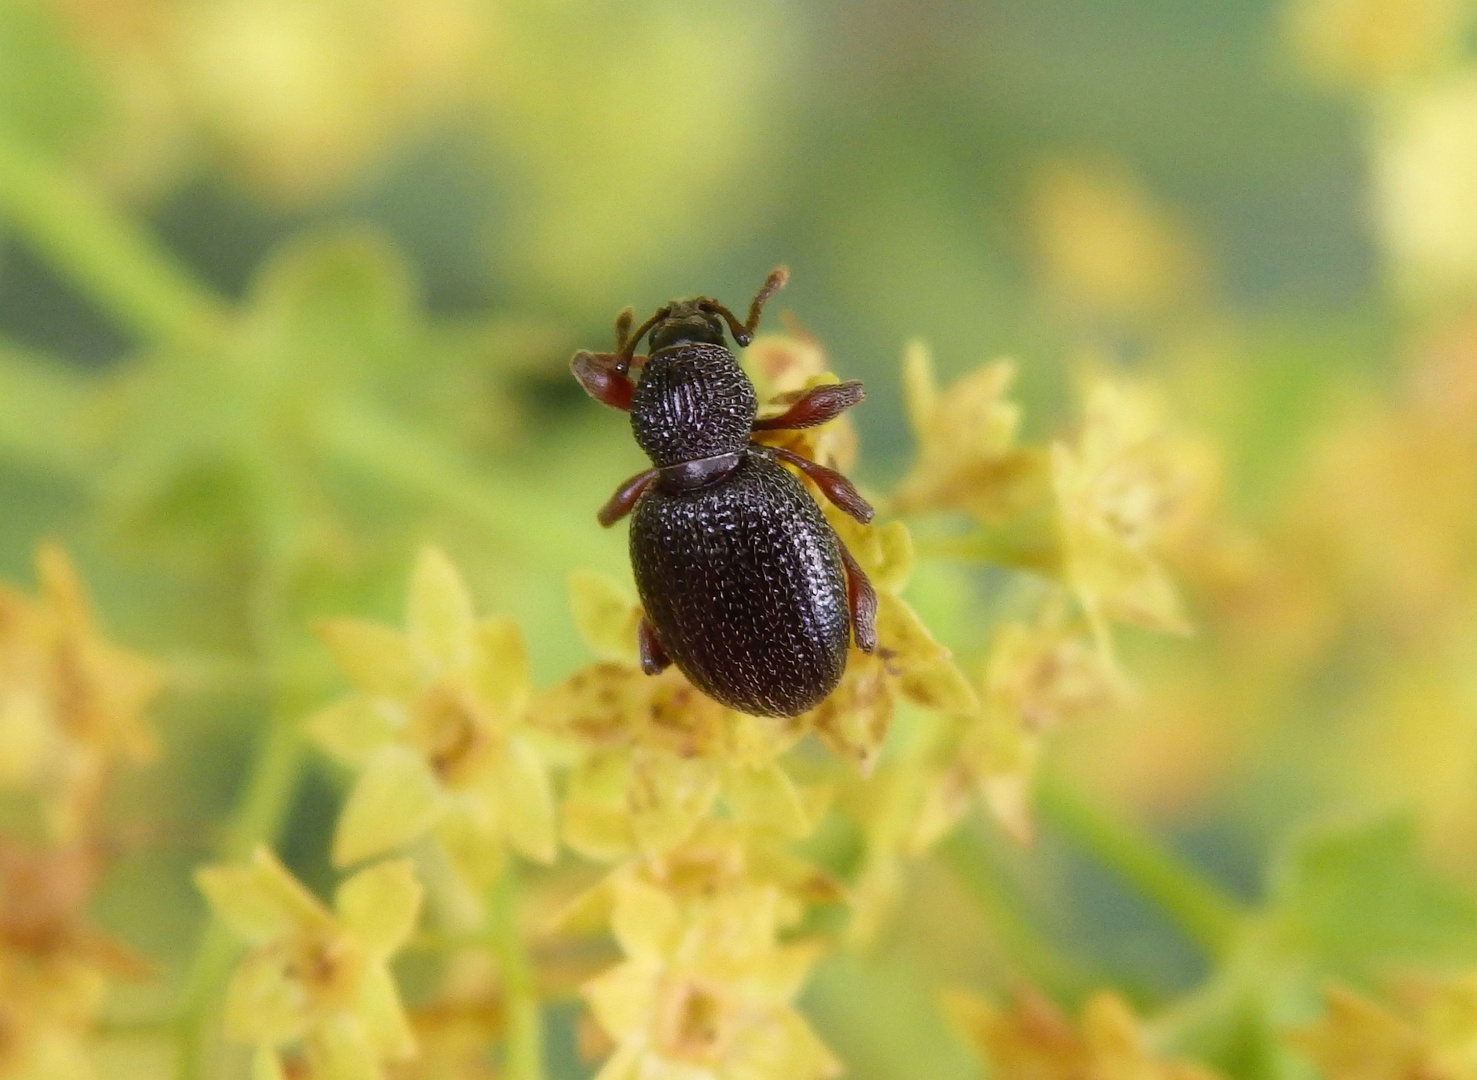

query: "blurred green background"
left=4, top=0, right=1477, bottom=1077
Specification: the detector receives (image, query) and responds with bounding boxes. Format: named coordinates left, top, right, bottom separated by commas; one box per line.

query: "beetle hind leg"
left=638, top=615, right=672, bottom=675
left=834, top=533, right=878, bottom=653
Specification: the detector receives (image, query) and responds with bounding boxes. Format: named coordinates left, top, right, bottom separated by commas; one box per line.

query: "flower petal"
left=408, top=546, right=476, bottom=675
left=315, top=619, right=418, bottom=702
left=335, top=859, right=422, bottom=958
left=724, top=762, right=813, bottom=838
left=304, top=1013, right=381, bottom=1080
left=305, top=696, right=399, bottom=768
left=196, top=846, right=330, bottom=943
left=569, top=570, right=642, bottom=662
left=354, top=963, right=417, bottom=1060
left=332, top=745, right=446, bottom=867
left=471, top=616, right=530, bottom=716
left=496, top=736, right=558, bottom=864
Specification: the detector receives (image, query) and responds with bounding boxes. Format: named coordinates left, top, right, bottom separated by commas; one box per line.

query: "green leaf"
left=1270, top=814, right=1477, bottom=976
left=0, top=340, right=91, bottom=473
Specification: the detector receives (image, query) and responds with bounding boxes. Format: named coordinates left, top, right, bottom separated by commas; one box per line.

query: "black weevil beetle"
left=571, top=267, right=878, bottom=718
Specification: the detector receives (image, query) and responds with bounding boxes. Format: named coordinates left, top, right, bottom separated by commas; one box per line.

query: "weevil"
left=570, top=267, right=878, bottom=717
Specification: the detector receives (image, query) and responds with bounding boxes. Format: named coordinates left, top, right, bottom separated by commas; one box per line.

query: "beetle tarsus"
left=835, top=534, right=878, bottom=653
left=770, top=445, right=874, bottom=524
left=638, top=615, right=672, bottom=675
left=753, top=380, right=865, bottom=431
left=597, top=468, right=658, bottom=526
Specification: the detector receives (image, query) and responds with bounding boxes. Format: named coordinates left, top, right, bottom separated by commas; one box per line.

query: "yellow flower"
left=1285, top=0, right=1472, bottom=91
left=1376, top=73, right=1477, bottom=305
left=1291, top=981, right=1477, bottom=1080
left=800, top=513, right=978, bottom=775
left=1029, top=160, right=1203, bottom=321
left=306, top=547, right=555, bottom=887
left=582, top=879, right=840, bottom=1080
left=745, top=333, right=859, bottom=471
left=535, top=573, right=822, bottom=862
left=196, top=847, right=422, bottom=1080
left=890, top=344, right=1048, bottom=527
left=0, top=544, right=162, bottom=842
left=944, top=987, right=1219, bottom=1080
left=914, top=608, right=1121, bottom=847
left=0, top=840, right=150, bottom=1080
left=1053, top=374, right=1212, bottom=648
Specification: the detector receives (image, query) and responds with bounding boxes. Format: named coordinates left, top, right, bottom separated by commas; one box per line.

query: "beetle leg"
left=571, top=350, right=638, bottom=411
left=597, top=469, right=658, bottom=527
left=637, top=615, right=672, bottom=675
left=700, top=266, right=789, bottom=347
left=753, top=380, right=865, bottom=431
left=834, top=533, right=879, bottom=653
left=770, top=445, right=874, bottom=524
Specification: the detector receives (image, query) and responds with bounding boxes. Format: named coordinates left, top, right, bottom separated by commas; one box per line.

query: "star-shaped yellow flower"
left=1053, top=374, right=1212, bottom=649
left=944, top=987, right=1219, bottom=1080
left=196, top=847, right=422, bottom=1080
left=582, top=878, right=840, bottom=1080
left=306, top=547, right=555, bottom=885
left=913, top=607, right=1121, bottom=847
left=0, top=544, right=162, bottom=842
left=891, top=343, right=1048, bottom=527
left=1292, top=981, right=1477, bottom=1080
left=535, top=573, right=823, bottom=862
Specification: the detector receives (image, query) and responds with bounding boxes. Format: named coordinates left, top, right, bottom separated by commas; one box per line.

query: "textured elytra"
left=630, top=343, right=758, bottom=467
left=630, top=451, right=850, bottom=717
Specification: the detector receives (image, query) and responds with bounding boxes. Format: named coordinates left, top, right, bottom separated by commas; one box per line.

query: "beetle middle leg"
left=637, top=615, right=672, bottom=675
left=753, top=380, right=865, bottom=431
left=770, top=445, right=874, bottom=524
left=597, top=469, right=658, bottom=526
left=834, top=534, right=878, bottom=653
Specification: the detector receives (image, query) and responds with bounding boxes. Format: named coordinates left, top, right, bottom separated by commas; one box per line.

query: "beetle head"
left=647, top=299, right=729, bottom=352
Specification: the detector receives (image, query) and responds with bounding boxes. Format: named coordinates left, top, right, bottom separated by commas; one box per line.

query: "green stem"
left=939, top=826, right=1102, bottom=999
left=316, top=400, right=591, bottom=570
left=1035, top=771, right=1244, bottom=958
left=488, top=869, right=546, bottom=1080
left=0, top=136, right=230, bottom=348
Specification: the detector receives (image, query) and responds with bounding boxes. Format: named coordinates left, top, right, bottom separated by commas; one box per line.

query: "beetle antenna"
left=701, top=266, right=790, bottom=347
left=745, top=266, right=789, bottom=337
left=617, top=307, right=668, bottom=371
left=613, top=307, right=635, bottom=351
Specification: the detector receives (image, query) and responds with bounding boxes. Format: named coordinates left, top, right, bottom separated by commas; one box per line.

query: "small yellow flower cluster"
left=0, top=547, right=161, bottom=1080
left=0, top=840, right=148, bottom=1080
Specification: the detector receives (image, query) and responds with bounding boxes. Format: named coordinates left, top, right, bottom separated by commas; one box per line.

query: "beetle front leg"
left=638, top=615, right=672, bottom=675
left=753, top=380, right=865, bottom=431
left=571, top=350, right=639, bottom=411
left=597, top=469, right=658, bottom=526
left=770, top=445, right=874, bottom=524
left=834, top=534, right=878, bottom=653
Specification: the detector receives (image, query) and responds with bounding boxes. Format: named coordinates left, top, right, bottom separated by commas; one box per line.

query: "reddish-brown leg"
left=637, top=615, right=672, bottom=675
left=835, top=534, right=878, bottom=653
left=571, top=351, right=637, bottom=411
left=753, top=380, right=865, bottom=431
left=770, top=445, right=873, bottom=524
left=597, top=469, right=658, bottom=527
